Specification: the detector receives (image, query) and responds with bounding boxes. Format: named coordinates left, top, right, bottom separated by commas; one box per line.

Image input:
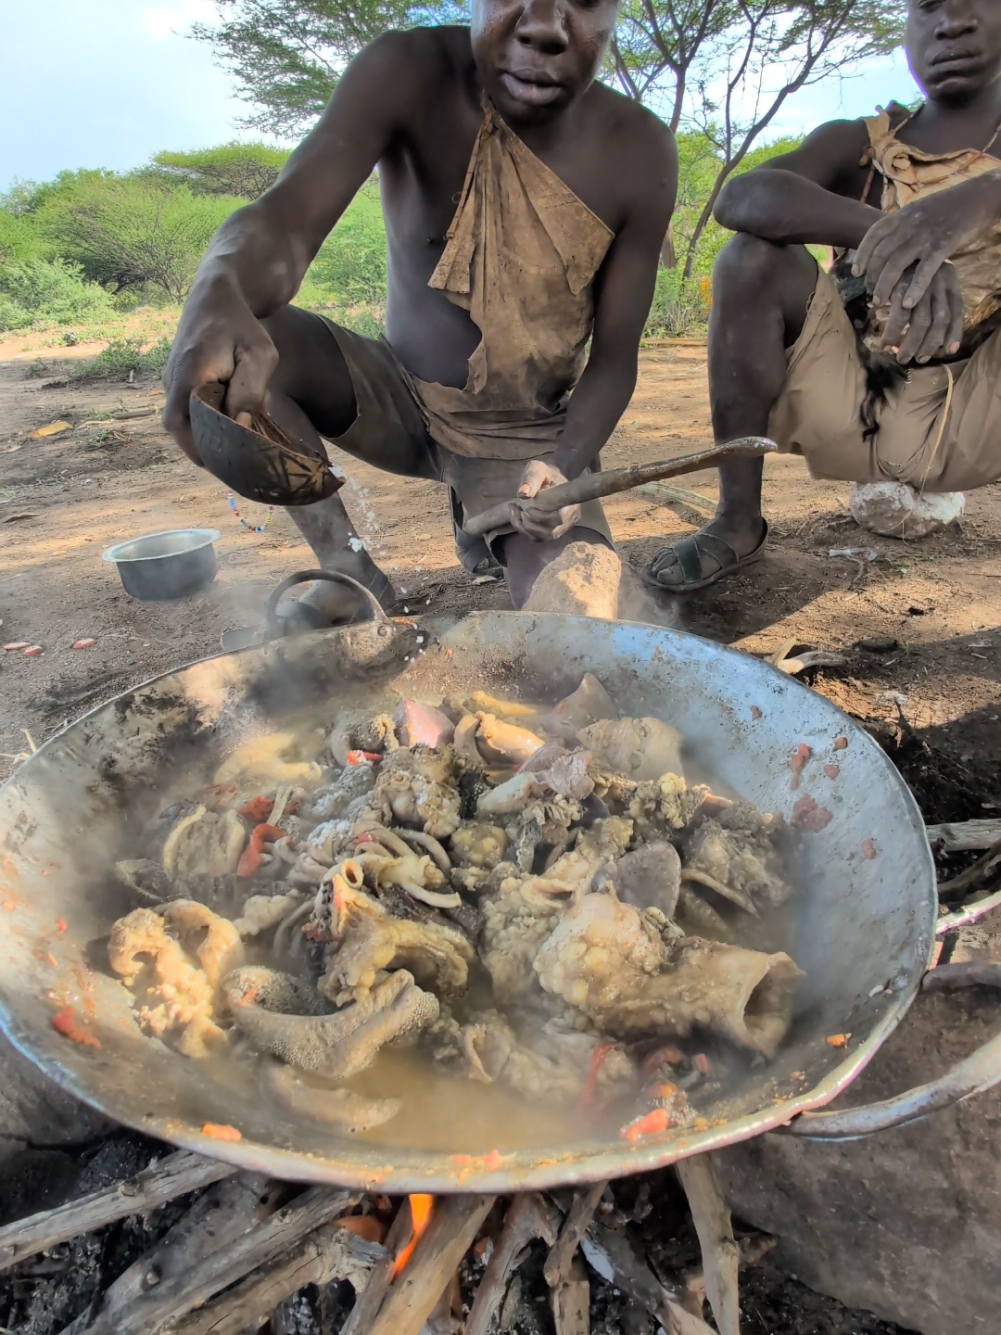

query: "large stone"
left=524, top=542, right=624, bottom=619
left=850, top=482, right=965, bottom=539
left=713, top=980, right=1001, bottom=1335
left=524, top=543, right=677, bottom=625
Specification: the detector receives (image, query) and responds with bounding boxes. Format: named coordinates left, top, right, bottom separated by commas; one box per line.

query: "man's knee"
left=713, top=233, right=812, bottom=299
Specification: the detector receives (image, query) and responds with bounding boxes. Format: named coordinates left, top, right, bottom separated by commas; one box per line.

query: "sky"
left=1, top=0, right=921, bottom=193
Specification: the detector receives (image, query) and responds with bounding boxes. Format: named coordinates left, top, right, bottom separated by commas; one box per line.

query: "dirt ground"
left=2, top=329, right=999, bottom=1334
left=2, top=333, right=999, bottom=819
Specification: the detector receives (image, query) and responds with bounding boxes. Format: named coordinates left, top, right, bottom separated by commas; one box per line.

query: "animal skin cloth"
left=319, top=97, right=615, bottom=553
left=767, top=105, right=1001, bottom=493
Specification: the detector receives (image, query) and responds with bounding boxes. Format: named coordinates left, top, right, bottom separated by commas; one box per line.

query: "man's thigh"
left=265, top=306, right=441, bottom=481
left=767, top=267, right=876, bottom=481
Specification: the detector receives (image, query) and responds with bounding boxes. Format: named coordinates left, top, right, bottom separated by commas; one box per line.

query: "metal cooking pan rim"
left=0, top=612, right=938, bottom=1189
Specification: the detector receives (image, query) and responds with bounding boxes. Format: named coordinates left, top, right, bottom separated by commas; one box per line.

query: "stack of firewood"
left=0, top=1148, right=777, bottom=1335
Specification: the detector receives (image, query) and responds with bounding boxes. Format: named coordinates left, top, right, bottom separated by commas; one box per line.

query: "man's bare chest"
left=379, top=100, right=621, bottom=245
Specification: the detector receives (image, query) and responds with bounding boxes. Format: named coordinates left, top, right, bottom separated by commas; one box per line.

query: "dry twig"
left=0, top=1152, right=236, bottom=1273
left=676, top=1155, right=740, bottom=1335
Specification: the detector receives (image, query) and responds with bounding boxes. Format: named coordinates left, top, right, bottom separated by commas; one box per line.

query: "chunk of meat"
left=476, top=772, right=541, bottom=818
left=108, top=907, right=224, bottom=1052
left=543, top=673, right=618, bottom=738
left=225, top=967, right=439, bottom=1080
left=324, top=884, right=474, bottom=998
left=682, top=804, right=795, bottom=911
left=601, top=841, right=681, bottom=918
left=161, top=806, right=247, bottom=879
left=329, top=711, right=397, bottom=766
left=232, top=892, right=302, bottom=938
left=520, top=745, right=595, bottom=800
left=161, top=900, right=244, bottom=986
left=308, top=767, right=377, bottom=823
left=507, top=794, right=583, bottom=873
left=579, top=718, right=684, bottom=782
left=474, top=713, right=545, bottom=766
left=395, top=700, right=455, bottom=749
left=518, top=817, right=633, bottom=904
left=450, top=823, right=509, bottom=870
left=364, top=747, right=462, bottom=838
left=214, top=732, right=324, bottom=788
left=628, top=773, right=710, bottom=837
left=534, top=893, right=803, bottom=1057
left=259, top=1058, right=401, bottom=1131
left=481, top=873, right=566, bottom=1004
left=429, top=1010, right=635, bottom=1106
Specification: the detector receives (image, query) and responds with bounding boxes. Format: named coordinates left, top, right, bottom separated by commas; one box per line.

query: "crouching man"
left=646, top=0, right=1001, bottom=592
left=163, top=0, right=676, bottom=620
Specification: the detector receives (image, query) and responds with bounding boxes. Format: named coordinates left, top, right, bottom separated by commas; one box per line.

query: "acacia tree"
left=614, top=0, right=903, bottom=276
left=192, top=0, right=903, bottom=276
left=192, top=0, right=464, bottom=136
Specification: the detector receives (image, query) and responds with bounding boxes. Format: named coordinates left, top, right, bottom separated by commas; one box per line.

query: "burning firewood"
left=465, top=1194, right=558, bottom=1335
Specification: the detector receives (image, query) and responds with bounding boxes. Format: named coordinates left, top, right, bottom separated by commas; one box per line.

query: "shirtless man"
left=163, top=1, right=677, bottom=620
left=645, top=0, right=1001, bottom=593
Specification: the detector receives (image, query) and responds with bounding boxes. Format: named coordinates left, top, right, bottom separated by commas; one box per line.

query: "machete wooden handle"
left=463, top=437, right=777, bottom=538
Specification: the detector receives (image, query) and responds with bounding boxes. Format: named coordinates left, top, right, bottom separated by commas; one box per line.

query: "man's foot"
left=276, top=559, right=395, bottom=629
left=450, top=487, right=503, bottom=579
left=642, top=516, right=768, bottom=593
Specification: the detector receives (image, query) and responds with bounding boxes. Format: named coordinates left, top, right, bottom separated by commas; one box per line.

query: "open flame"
left=391, top=1194, right=435, bottom=1279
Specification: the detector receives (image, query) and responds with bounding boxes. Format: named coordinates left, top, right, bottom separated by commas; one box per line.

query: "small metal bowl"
left=102, top=529, right=221, bottom=601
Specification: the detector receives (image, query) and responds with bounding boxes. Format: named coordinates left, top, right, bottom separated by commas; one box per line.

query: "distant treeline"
left=0, top=134, right=798, bottom=339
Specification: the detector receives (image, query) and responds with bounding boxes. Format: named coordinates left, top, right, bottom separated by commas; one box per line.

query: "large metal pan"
left=0, top=597, right=997, bottom=1192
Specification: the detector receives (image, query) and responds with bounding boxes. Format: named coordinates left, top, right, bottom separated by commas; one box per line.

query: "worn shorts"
left=320, top=319, right=612, bottom=558
left=768, top=266, right=1001, bottom=493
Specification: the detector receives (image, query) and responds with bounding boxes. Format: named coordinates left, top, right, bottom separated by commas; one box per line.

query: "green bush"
left=35, top=176, right=243, bottom=301
left=0, top=208, right=45, bottom=265
left=644, top=267, right=713, bottom=339
left=152, top=142, right=289, bottom=199
left=304, top=179, right=387, bottom=307
left=72, top=335, right=173, bottom=380
left=0, top=258, right=114, bottom=331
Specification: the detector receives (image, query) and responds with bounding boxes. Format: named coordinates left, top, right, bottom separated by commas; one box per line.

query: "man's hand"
left=162, top=282, right=279, bottom=465
left=880, top=260, right=965, bottom=365
left=508, top=460, right=580, bottom=542
left=854, top=171, right=1001, bottom=343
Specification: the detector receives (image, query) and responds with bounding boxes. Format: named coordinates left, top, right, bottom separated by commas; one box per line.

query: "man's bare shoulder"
left=582, top=82, right=676, bottom=199
left=759, top=116, right=872, bottom=192
left=347, top=25, right=472, bottom=102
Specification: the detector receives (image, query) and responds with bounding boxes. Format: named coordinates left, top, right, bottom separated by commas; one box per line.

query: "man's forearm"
left=553, top=357, right=637, bottom=479
left=186, top=200, right=315, bottom=319
left=715, top=170, right=883, bottom=249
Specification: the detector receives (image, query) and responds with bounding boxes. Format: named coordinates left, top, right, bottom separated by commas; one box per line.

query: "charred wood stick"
left=680, top=1231, right=775, bottom=1312
left=581, top=1221, right=716, bottom=1335
left=0, top=1151, right=236, bottom=1272
left=363, top=1194, right=495, bottom=1335
left=544, top=1181, right=608, bottom=1289
left=676, top=1155, right=741, bottom=1335
left=552, top=1255, right=590, bottom=1335
left=927, top=819, right=1001, bottom=853
left=341, top=1198, right=417, bottom=1335
left=85, top=1186, right=353, bottom=1335
left=462, top=438, right=776, bottom=537
left=59, top=1174, right=285, bottom=1335
left=466, top=1194, right=558, bottom=1335
left=936, top=836, right=1001, bottom=899
left=167, top=1223, right=384, bottom=1335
